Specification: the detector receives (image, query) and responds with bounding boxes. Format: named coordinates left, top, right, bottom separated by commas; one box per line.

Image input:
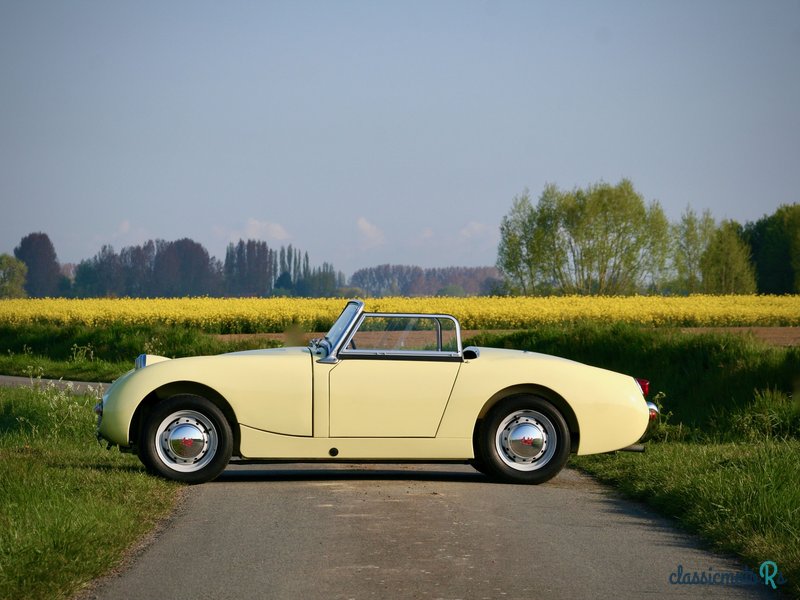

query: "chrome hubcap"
left=496, top=410, right=557, bottom=471
left=155, top=410, right=218, bottom=473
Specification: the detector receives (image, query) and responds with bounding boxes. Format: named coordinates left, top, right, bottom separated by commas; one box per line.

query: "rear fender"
left=474, top=384, right=581, bottom=454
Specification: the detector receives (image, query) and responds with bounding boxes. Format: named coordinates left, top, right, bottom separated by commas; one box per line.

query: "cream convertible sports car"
left=96, top=300, right=658, bottom=484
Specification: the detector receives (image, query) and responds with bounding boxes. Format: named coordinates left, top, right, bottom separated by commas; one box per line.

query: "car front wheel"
left=479, top=395, right=570, bottom=484
left=139, top=394, right=232, bottom=484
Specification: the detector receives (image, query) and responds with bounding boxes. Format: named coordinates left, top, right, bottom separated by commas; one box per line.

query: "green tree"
left=744, top=204, right=800, bottom=294
left=0, top=254, right=27, bottom=298
left=497, top=180, right=669, bottom=295
left=152, top=238, right=222, bottom=297
left=700, top=221, right=757, bottom=294
left=496, top=190, right=541, bottom=294
left=436, top=284, right=467, bottom=297
left=14, top=232, right=61, bottom=297
left=224, top=239, right=276, bottom=296
left=272, top=271, right=294, bottom=296
left=295, top=263, right=345, bottom=297
left=671, top=207, right=716, bottom=293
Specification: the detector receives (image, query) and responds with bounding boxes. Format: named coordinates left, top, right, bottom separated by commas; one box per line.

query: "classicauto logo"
left=669, top=561, right=786, bottom=589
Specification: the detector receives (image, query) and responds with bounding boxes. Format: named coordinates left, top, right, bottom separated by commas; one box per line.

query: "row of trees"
left=2, top=233, right=498, bottom=298
left=3, top=182, right=797, bottom=298
left=349, top=265, right=501, bottom=297
left=223, top=239, right=345, bottom=297
left=1, top=234, right=347, bottom=298
left=2, top=235, right=495, bottom=299
left=497, top=179, right=799, bottom=295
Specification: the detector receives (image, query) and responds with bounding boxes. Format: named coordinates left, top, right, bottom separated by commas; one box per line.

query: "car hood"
left=223, top=346, right=311, bottom=358
left=134, top=346, right=310, bottom=368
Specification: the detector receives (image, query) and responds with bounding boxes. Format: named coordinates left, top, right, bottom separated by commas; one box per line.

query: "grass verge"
left=573, top=442, right=799, bottom=598
left=0, top=383, right=178, bottom=600
left=0, top=355, right=129, bottom=383
left=0, top=323, right=280, bottom=362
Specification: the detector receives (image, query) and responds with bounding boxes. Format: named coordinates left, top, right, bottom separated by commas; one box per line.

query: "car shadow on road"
left=592, top=488, right=729, bottom=552
left=214, top=463, right=492, bottom=484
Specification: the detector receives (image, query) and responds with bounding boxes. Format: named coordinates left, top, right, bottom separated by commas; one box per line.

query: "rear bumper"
left=624, top=401, right=660, bottom=450
left=644, top=401, right=660, bottom=438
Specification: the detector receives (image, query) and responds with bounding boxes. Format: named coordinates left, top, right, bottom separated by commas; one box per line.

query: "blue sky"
left=2, top=1, right=798, bottom=276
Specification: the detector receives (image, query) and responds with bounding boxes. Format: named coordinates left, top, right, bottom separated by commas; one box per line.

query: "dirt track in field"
left=218, top=327, right=800, bottom=347
left=679, top=327, right=800, bottom=346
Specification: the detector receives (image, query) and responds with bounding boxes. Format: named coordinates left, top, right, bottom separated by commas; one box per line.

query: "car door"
left=328, top=315, right=461, bottom=437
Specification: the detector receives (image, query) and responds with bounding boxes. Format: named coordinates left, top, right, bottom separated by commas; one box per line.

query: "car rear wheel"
left=479, top=395, right=570, bottom=484
left=140, top=394, right=232, bottom=484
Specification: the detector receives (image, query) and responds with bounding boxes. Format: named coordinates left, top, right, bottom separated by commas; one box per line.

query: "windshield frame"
left=313, top=300, right=467, bottom=364
left=313, top=300, right=364, bottom=363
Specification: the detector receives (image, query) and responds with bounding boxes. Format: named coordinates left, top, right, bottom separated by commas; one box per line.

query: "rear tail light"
left=635, top=378, right=650, bottom=397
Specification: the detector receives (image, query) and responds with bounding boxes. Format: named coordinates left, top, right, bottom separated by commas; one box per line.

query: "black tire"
left=470, top=421, right=492, bottom=476
left=139, top=394, right=232, bottom=484
left=469, top=457, right=492, bottom=476
left=479, top=395, right=570, bottom=484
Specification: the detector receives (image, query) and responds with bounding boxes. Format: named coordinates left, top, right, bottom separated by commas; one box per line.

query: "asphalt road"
left=82, top=463, right=776, bottom=600
left=0, top=374, right=108, bottom=394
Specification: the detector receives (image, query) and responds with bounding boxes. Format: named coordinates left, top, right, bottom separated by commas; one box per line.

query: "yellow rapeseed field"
left=0, top=296, right=798, bottom=332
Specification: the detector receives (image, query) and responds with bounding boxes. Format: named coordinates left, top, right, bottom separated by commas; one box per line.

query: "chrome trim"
left=508, top=422, right=545, bottom=458
left=642, top=400, right=660, bottom=439
left=340, top=349, right=462, bottom=359
left=167, top=422, right=207, bottom=460
left=495, top=409, right=557, bottom=471
left=339, top=313, right=462, bottom=355
left=355, top=312, right=463, bottom=352
left=317, top=301, right=466, bottom=364
left=319, top=300, right=366, bottom=363
left=620, top=444, right=646, bottom=452
left=155, top=409, right=218, bottom=473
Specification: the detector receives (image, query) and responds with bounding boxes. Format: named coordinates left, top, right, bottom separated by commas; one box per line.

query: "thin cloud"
left=357, top=217, right=385, bottom=248
left=243, top=218, right=291, bottom=242
left=418, top=227, right=434, bottom=241
left=91, top=219, right=149, bottom=252
left=459, top=221, right=490, bottom=239
left=215, top=218, right=292, bottom=245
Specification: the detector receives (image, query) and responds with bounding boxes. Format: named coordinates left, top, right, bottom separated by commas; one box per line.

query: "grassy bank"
left=0, top=383, right=178, bottom=600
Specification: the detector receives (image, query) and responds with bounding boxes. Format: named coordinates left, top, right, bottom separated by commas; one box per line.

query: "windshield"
left=323, top=301, right=362, bottom=349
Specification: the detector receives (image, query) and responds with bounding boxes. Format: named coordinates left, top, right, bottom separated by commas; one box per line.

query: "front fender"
left=99, top=348, right=313, bottom=446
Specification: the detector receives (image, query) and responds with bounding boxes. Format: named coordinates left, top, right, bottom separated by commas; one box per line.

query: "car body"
left=96, top=300, right=658, bottom=484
